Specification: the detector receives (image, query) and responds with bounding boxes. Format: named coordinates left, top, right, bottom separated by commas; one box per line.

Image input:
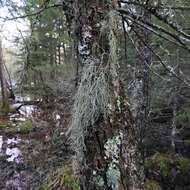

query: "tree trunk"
left=171, top=50, right=180, bottom=153
left=71, top=1, right=111, bottom=189
left=70, top=1, right=146, bottom=190
left=107, top=13, right=145, bottom=189
left=0, top=39, right=9, bottom=112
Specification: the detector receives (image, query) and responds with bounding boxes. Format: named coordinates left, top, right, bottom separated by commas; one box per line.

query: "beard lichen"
left=69, top=58, right=111, bottom=165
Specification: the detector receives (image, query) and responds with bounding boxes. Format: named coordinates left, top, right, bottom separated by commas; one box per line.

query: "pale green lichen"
left=69, top=61, right=111, bottom=163
left=106, top=162, right=120, bottom=190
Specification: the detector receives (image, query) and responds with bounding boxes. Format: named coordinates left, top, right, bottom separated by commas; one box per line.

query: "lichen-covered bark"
left=70, top=1, right=112, bottom=190
left=107, top=11, right=145, bottom=189
left=70, top=2, right=146, bottom=190
left=108, top=80, right=145, bottom=190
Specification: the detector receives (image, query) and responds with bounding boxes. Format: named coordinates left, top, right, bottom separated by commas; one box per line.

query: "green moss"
left=145, top=180, right=162, bottom=190
left=145, top=153, right=171, bottom=177
left=146, top=153, right=190, bottom=178
left=176, top=157, right=190, bottom=174
left=5, top=120, right=33, bottom=134
left=176, top=108, right=190, bottom=124
left=63, top=169, right=80, bottom=190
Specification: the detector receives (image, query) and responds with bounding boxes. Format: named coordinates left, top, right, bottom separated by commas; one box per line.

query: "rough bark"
left=107, top=13, right=145, bottom=188
left=70, top=1, right=146, bottom=190
left=109, top=80, right=145, bottom=190
left=70, top=1, right=111, bottom=189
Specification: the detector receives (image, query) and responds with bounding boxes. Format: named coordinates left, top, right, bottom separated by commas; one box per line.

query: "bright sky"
left=0, top=0, right=29, bottom=48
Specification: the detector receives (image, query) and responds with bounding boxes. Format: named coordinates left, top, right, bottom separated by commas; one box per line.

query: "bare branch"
left=118, top=8, right=190, bottom=52
left=0, top=2, right=63, bottom=21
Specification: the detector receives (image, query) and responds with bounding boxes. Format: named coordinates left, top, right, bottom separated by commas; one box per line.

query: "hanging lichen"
left=69, top=57, right=111, bottom=168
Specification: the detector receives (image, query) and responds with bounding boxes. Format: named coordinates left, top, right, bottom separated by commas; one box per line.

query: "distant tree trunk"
left=0, top=39, right=9, bottom=111
left=171, top=94, right=177, bottom=153
left=62, top=41, right=66, bottom=62
left=57, top=20, right=62, bottom=65
left=58, top=44, right=61, bottom=65
left=171, top=50, right=180, bottom=153
left=4, top=63, right=15, bottom=100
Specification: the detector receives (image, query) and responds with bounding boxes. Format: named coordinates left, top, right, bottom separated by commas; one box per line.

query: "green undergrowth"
left=145, top=153, right=171, bottom=177
left=145, top=153, right=190, bottom=177
left=42, top=166, right=80, bottom=190
left=0, top=123, right=12, bottom=129
left=145, top=180, right=162, bottom=190
left=0, top=103, right=10, bottom=115
left=177, top=108, right=190, bottom=125
left=2, top=120, right=33, bottom=135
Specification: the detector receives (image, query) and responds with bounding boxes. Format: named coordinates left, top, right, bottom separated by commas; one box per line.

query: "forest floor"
left=0, top=82, right=75, bottom=190
left=0, top=84, right=190, bottom=190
